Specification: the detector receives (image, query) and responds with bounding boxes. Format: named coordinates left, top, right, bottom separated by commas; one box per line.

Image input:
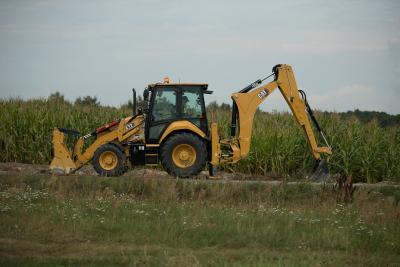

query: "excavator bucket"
left=310, top=159, right=330, bottom=182
left=49, top=128, right=78, bottom=174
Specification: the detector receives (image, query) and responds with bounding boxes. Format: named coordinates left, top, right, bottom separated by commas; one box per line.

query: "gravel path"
left=0, top=162, right=398, bottom=188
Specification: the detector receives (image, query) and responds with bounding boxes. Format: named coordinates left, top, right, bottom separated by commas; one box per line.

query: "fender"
left=159, top=120, right=206, bottom=144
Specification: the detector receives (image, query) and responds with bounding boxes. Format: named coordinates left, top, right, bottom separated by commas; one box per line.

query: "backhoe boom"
left=210, top=64, right=332, bottom=180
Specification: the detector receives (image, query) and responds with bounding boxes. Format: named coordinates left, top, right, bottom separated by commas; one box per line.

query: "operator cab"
left=143, top=83, right=212, bottom=144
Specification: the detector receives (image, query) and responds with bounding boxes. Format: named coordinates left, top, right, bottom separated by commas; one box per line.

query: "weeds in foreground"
left=334, top=175, right=356, bottom=203
left=0, top=175, right=399, bottom=266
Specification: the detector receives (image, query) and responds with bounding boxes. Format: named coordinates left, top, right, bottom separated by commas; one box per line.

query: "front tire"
left=92, top=144, right=126, bottom=176
left=160, top=133, right=207, bottom=178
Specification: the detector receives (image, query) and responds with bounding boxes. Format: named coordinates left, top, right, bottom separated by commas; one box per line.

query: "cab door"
left=146, top=86, right=178, bottom=144
left=180, top=86, right=208, bottom=136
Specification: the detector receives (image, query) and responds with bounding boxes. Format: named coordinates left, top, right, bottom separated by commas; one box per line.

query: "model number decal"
left=257, top=89, right=269, bottom=99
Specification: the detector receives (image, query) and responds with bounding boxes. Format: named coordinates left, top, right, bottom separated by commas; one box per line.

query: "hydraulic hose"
left=298, top=89, right=331, bottom=148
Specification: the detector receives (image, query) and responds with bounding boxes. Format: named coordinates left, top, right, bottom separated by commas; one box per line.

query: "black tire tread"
left=160, top=133, right=207, bottom=178
left=92, top=143, right=126, bottom=177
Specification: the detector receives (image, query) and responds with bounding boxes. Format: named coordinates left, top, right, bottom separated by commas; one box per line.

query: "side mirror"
left=143, top=88, right=149, bottom=101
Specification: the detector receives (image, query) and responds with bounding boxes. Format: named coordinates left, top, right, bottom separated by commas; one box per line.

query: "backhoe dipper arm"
left=227, top=64, right=332, bottom=162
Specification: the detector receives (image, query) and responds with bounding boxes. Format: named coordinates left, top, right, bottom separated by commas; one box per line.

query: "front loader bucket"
left=49, top=128, right=77, bottom=174
left=310, top=159, right=330, bottom=182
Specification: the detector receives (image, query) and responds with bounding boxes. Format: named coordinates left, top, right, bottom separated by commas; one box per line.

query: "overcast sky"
left=0, top=0, right=399, bottom=114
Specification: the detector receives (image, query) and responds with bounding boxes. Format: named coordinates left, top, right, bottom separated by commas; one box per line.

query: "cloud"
left=0, top=0, right=399, bottom=115
left=281, top=29, right=399, bottom=54
left=309, top=84, right=399, bottom=114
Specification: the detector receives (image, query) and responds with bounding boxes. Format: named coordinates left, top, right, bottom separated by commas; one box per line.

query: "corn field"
left=1, top=97, right=399, bottom=183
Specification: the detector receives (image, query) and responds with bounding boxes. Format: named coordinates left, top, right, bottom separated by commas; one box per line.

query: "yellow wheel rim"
left=99, top=151, right=118, bottom=170
left=172, top=144, right=196, bottom=168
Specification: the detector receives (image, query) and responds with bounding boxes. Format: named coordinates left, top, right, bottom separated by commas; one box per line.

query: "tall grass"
left=1, top=97, right=399, bottom=182
left=210, top=109, right=400, bottom=183
left=0, top=98, right=128, bottom=164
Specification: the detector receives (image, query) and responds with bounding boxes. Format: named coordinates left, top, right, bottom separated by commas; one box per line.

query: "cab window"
left=181, top=90, right=202, bottom=118
left=152, top=88, right=177, bottom=122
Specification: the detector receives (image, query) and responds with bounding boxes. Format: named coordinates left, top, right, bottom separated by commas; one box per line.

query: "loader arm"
left=50, top=114, right=145, bottom=174
left=211, top=64, right=332, bottom=173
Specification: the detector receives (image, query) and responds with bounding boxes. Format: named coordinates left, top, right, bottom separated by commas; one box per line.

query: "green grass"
left=0, top=174, right=399, bottom=266
left=1, top=97, right=400, bottom=182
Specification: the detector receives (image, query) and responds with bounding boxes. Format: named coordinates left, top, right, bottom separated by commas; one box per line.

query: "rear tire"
left=160, top=133, right=207, bottom=178
left=92, top=144, right=126, bottom=176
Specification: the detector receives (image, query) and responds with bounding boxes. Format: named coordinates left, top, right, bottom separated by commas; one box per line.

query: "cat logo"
left=257, top=89, right=269, bottom=99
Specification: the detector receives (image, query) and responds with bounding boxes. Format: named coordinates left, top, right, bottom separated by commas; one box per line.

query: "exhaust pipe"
left=132, top=88, right=137, bottom=116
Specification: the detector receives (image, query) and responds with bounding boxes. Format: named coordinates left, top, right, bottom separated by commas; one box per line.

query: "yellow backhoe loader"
left=50, top=64, right=332, bottom=181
